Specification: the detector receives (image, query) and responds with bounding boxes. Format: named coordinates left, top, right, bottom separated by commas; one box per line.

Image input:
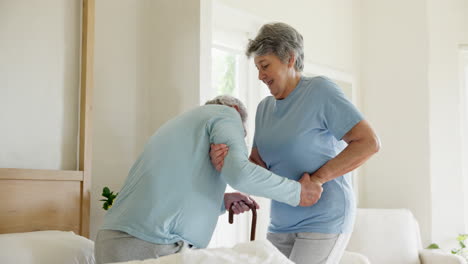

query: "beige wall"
left=358, top=0, right=468, bottom=246
left=91, top=0, right=148, bottom=239
left=91, top=0, right=203, bottom=239
left=427, top=0, right=468, bottom=247
left=0, top=0, right=80, bottom=170
left=358, top=0, right=433, bottom=244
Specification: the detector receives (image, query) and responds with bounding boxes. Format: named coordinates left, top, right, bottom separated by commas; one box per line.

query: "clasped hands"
left=210, top=144, right=323, bottom=207
left=224, top=192, right=260, bottom=215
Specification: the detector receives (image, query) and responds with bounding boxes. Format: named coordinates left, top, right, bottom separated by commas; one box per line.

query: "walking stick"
left=228, top=202, right=257, bottom=241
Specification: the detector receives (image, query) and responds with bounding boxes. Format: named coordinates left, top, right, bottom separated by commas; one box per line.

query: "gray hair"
left=246, top=22, right=304, bottom=72
left=205, top=95, right=248, bottom=123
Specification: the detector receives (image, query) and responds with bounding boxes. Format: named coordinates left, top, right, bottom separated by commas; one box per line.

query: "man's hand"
left=210, top=144, right=229, bottom=172
left=298, top=173, right=323, bottom=206
left=224, top=192, right=260, bottom=214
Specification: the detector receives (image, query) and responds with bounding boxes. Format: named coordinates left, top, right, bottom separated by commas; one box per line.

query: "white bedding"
left=113, top=239, right=293, bottom=264
left=0, top=230, right=95, bottom=264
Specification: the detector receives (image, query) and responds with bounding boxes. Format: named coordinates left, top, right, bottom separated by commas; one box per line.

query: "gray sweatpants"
left=94, top=230, right=190, bottom=264
left=267, top=232, right=351, bottom=264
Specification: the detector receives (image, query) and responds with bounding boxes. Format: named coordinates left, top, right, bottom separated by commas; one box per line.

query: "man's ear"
left=288, top=53, right=296, bottom=68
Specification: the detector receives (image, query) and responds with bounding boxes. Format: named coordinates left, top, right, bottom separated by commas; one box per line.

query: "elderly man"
left=94, top=95, right=323, bottom=264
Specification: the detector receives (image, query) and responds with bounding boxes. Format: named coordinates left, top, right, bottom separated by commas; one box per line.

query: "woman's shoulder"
left=257, top=95, right=275, bottom=108
left=302, top=75, right=334, bottom=87
left=302, top=75, right=341, bottom=96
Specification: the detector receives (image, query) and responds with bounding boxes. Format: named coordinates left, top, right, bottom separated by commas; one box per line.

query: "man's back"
left=101, top=105, right=243, bottom=248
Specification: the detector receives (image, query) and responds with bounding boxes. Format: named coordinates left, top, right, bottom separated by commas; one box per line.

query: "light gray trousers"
left=267, top=232, right=351, bottom=264
left=94, top=230, right=189, bottom=264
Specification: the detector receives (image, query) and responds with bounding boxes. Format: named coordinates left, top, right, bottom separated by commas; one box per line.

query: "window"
left=212, top=47, right=239, bottom=97
left=209, top=44, right=250, bottom=248
left=207, top=4, right=263, bottom=248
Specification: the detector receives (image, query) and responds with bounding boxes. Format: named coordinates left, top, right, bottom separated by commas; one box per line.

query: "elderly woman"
left=211, top=23, right=380, bottom=264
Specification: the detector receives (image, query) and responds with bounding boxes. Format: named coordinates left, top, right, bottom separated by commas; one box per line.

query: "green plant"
left=426, top=234, right=468, bottom=261
left=451, top=234, right=468, bottom=259
left=100, top=186, right=118, bottom=210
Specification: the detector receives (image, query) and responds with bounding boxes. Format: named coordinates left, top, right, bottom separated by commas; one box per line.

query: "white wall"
left=148, top=0, right=202, bottom=132
left=358, top=0, right=433, bottom=244
left=91, top=0, right=204, bottom=240
left=0, top=0, right=80, bottom=170
left=358, top=0, right=468, bottom=246
left=427, top=0, right=468, bottom=247
left=91, top=0, right=150, bottom=240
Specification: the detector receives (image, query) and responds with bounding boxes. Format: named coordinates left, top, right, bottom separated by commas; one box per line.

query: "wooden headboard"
left=0, top=0, right=94, bottom=238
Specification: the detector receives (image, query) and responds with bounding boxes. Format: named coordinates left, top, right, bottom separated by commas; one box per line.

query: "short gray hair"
left=205, top=95, right=248, bottom=123
left=246, top=22, right=304, bottom=72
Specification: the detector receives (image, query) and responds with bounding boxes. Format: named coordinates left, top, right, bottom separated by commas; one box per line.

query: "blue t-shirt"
left=253, top=76, right=363, bottom=234
left=101, top=105, right=301, bottom=248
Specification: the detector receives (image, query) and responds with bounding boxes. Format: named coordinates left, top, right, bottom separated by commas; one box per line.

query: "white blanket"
left=113, top=239, right=293, bottom=264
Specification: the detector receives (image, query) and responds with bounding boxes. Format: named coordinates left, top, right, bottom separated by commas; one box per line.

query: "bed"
left=0, top=0, right=96, bottom=263
left=107, top=240, right=294, bottom=264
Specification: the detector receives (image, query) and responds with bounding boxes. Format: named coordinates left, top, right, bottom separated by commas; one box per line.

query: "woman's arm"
left=312, top=119, right=380, bottom=184
left=210, top=145, right=268, bottom=170
left=210, top=144, right=228, bottom=172
left=249, top=147, right=267, bottom=169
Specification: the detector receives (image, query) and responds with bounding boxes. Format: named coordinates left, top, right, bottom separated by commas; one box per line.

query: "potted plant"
left=100, top=187, right=118, bottom=210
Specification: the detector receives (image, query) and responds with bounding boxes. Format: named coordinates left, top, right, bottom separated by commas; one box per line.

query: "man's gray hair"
left=205, top=95, right=248, bottom=123
left=246, top=22, right=304, bottom=72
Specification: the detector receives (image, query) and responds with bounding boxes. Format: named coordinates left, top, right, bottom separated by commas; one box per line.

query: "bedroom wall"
left=357, top=0, right=432, bottom=244
left=0, top=0, right=81, bottom=170
left=358, top=0, right=468, bottom=246
left=91, top=0, right=204, bottom=239
left=91, top=0, right=148, bottom=240
left=427, top=0, right=468, bottom=247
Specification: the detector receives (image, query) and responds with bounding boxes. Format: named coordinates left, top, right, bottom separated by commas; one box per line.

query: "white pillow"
left=0, top=230, right=95, bottom=264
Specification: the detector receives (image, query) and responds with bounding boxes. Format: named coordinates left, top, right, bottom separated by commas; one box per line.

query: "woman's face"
left=254, top=53, right=294, bottom=99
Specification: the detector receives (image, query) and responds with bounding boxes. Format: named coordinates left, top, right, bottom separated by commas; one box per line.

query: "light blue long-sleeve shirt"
left=101, top=105, right=301, bottom=248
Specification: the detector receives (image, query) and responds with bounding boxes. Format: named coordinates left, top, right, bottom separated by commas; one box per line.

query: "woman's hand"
left=210, top=144, right=229, bottom=172
left=224, top=192, right=260, bottom=214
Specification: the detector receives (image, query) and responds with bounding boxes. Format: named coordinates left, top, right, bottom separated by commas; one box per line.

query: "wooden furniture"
left=0, top=0, right=95, bottom=238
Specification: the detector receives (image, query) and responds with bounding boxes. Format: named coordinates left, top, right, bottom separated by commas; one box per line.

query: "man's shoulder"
left=202, top=105, right=239, bottom=118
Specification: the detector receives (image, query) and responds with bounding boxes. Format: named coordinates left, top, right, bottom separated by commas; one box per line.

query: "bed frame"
left=0, top=0, right=95, bottom=238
